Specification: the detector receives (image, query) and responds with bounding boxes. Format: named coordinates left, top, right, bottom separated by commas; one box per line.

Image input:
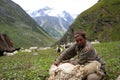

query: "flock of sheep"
left=3, top=46, right=51, bottom=56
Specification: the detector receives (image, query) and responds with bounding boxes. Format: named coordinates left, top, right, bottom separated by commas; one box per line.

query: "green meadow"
left=0, top=41, right=120, bottom=80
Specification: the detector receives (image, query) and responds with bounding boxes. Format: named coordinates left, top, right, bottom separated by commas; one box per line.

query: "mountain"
left=58, top=0, right=120, bottom=44
left=0, top=0, right=56, bottom=48
left=28, top=7, right=74, bottom=39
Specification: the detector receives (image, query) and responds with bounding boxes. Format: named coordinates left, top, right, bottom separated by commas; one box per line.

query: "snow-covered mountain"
left=27, top=6, right=74, bottom=39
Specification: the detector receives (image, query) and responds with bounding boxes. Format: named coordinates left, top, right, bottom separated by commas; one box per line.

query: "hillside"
left=0, top=0, right=56, bottom=48
left=58, top=0, right=120, bottom=44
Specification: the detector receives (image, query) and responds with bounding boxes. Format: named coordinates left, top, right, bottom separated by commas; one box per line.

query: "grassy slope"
left=0, top=41, right=119, bottom=80
left=74, top=0, right=120, bottom=41
left=0, top=0, right=56, bottom=48
left=0, top=24, right=55, bottom=48
left=59, top=0, right=120, bottom=44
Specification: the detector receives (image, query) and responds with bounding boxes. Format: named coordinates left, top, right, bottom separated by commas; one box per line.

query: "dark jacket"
left=56, top=41, right=105, bottom=67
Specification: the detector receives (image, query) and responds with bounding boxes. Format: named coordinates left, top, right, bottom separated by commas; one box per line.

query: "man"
left=54, top=29, right=106, bottom=80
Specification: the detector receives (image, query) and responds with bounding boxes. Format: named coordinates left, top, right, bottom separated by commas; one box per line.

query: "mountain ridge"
left=28, top=7, right=74, bottom=39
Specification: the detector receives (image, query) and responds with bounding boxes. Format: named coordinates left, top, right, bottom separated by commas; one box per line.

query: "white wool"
left=49, top=65, right=58, bottom=75
left=48, top=63, right=82, bottom=80
left=29, top=47, right=38, bottom=52
left=58, top=63, right=75, bottom=73
left=83, top=61, right=101, bottom=75
left=48, top=61, right=102, bottom=80
left=116, top=75, right=120, bottom=80
left=3, top=52, right=14, bottom=56
left=91, top=40, right=100, bottom=44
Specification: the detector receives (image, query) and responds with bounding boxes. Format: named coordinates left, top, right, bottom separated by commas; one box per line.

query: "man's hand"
left=54, top=61, right=60, bottom=66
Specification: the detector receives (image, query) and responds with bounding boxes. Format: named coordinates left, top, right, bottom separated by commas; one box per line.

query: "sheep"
left=48, top=63, right=75, bottom=80
left=91, top=40, right=100, bottom=44
left=3, top=52, right=14, bottom=56
left=116, top=75, right=120, bottom=80
left=13, top=51, right=18, bottom=54
left=39, top=47, right=51, bottom=50
left=48, top=63, right=82, bottom=80
left=29, top=47, right=38, bottom=52
left=87, top=61, right=102, bottom=74
left=20, top=48, right=30, bottom=53
left=56, top=46, right=63, bottom=53
left=48, top=61, right=102, bottom=80
left=71, top=61, right=103, bottom=79
left=49, top=65, right=58, bottom=80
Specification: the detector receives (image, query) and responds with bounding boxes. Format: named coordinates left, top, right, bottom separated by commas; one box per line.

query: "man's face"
left=74, top=34, right=86, bottom=47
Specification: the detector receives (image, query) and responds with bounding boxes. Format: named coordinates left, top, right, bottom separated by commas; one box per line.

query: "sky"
left=12, top=0, right=98, bottom=18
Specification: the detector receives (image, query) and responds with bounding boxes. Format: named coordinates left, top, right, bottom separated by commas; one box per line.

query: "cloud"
left=12, top=0, right=98, bottom=17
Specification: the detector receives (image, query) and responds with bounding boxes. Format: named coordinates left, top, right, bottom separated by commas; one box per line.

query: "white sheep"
left=3, top=52, right=14, bottom=56
left=49, top=65, right=58, bottom=80
left=116, top=75, right=120, bottom=80
left=91, top=40, right=100, bottom=44
left=48, top=61, right=102, bottom=80
left=83, top=61, right=102, bottom=75
left=29, top=47, right=38, bottom=52
left=73, top=61, right=102, bottom=77
left=49, top=63, right=75, bottom=80
left=49, top=63, right=81, bottom=80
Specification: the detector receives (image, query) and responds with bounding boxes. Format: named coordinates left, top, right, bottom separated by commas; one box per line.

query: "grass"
left=70, top=0, right=120, bottom=42
left=0, top=24, right=56, bottom=48
left=0, top=49, right=59, bottom=80
left=0, top=41, right=120, bottom=80
left=94, top=41, right=120, bottom=79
